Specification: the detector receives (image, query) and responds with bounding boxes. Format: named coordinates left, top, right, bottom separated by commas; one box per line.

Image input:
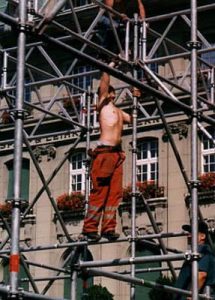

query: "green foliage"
left=84, top=284, right=114, bottom=300
left=149, top=275, right=175, bottom=300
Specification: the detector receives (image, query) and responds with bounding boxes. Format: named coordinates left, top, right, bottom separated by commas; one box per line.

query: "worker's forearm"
left=104, top=0, right=114, bottom=8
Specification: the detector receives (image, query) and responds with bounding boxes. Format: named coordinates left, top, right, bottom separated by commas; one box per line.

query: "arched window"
left=70, top=151, right=86, bottom=192
left=135, top=241, right=161, bottom=300
left=5, top=158, right=30, bottom=201
left=201, top=128, right=215, bottom=173
left=63, top=249, right=93, bottom=299
left=137, top=138, right=158, bottom=181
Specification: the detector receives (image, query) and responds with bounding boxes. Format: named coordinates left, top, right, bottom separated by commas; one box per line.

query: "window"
left=201, top=44, right=215, bottom=68
left=135, top=242, right=161, bottom=300
left=70, top=151, right=86, bottom=192
left=202, top=129, right=215, bottom=173
left=6, top=158, right=30, bottom=201
left=137, top=138, right=158, bottom=181
left=64, top=249, right=93, bottom=299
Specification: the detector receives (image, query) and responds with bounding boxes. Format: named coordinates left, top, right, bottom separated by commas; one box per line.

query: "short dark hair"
left=182, top=221, right=208, bottom=235
left=97, top=85, right=115, bottom=95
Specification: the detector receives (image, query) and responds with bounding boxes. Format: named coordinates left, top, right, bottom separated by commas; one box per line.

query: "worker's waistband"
left=88, top=144, right=123, bottom=158
left=96, top=144, right=122, bottom=152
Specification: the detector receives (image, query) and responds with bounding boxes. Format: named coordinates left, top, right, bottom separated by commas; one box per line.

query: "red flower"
left=0, top=202, right=12, bottom=216
left=123, top=181, right=164, bottom=202
left=56, top=192, right=85, bottom=212
left=198, top=173, right=215, bottom=191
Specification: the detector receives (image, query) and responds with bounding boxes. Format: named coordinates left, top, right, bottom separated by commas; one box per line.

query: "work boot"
left=101, top=231, right=120, bottom=241
left=81, top=232, right=101, bottom=242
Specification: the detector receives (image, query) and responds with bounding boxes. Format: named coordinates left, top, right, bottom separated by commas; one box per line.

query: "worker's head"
left=97, top=85, right=116, bottom=101
left=108, top=85, right=116, bottom=101
left=132, top=87, right=142, bottom=98
left=182, top=221, right=208, bottom=245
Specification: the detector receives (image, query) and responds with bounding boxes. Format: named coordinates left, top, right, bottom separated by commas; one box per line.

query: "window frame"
left=69, top=151, right=86, bottom=193
left=201, top=129, right=215, bottom=173
left=136, top=138, right=159, bottom=182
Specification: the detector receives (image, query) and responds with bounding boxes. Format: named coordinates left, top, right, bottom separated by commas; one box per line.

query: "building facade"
left=0, top=1, right=214, bottom=299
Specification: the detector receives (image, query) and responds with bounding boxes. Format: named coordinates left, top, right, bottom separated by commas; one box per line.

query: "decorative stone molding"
left=54, top=211, right=85, bottom=243
left=185, top=190, right=215, bottom=207
left=22, top=214, right=36, bottom=247
left=33, top=144, right=56, bottom=162
left=162, top=123, right=188, bottom=141
left=0, top=214, right=36, bottom=247
left=120, top=197, right=167, bottom=236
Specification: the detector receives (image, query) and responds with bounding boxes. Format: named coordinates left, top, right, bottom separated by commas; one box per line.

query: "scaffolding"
left=0, top=0, right=214, bottom=299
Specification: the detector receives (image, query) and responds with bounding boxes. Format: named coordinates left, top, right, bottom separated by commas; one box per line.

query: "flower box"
left=0, top=202, right=12, bottom=217
left=185, top=173, right=215, bottom=206
left=56, top=192, right=85, bottom=213
left=198, top=172, right=215, bottom=191
left=122, top=181, right=164, bottom=203
left=185, top=190, right=215, bottom=206
left=119, top=181, right=165, bottom=214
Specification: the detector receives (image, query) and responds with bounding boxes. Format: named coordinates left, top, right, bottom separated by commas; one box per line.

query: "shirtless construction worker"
left=82, top=62, right=131, bottom=242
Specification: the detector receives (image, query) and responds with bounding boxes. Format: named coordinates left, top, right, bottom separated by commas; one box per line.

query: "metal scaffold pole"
left=9, top=0, right=27, bottom=298
left=130, top=13, right=139, bottom=300
left=190, top=0, right=200, bottom=299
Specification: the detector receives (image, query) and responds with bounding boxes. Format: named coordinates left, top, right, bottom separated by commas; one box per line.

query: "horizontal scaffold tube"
left=87, top=269, right=213, bottom=300
left=79, top=253, right=186, bottom=268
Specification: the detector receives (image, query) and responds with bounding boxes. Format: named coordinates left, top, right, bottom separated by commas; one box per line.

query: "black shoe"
left=82, top=232, right=101, bottom=242
left=101, top=231, right=120, bottom=241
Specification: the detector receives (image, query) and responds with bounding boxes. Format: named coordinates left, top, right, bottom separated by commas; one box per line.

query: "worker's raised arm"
left=98, top=71, right=110, bottom=103
left=97, top=61, right=115, bottom=108
left=137, top=0, right=146, bottom=19
left=104, top=0, right=114, bottom=8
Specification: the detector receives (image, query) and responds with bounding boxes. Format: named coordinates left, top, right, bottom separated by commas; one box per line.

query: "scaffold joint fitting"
left=8, top=288, right=23, bottom=300
left=189, top=179, right=200, bottom=188
left=130, top=192, right=141, bottom=198
left=186, top=41, right=202, bottom=50
left=17, top=22, right=32, bottom=33
left=10, top=109, right=27, bottom=120
left=184, top=251, right=200, bottom=261
left=131, top=148, right=137, bottom=154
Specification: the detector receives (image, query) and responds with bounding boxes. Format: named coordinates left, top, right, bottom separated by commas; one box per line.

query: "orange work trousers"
left=83, top=150, right=125, bottom=234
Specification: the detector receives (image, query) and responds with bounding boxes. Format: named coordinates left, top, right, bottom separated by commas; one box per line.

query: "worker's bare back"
left=99, top=102, right=124, bottom=146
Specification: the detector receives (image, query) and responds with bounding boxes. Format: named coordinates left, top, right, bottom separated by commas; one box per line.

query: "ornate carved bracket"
left=162, top=123, right=188, bottom=141
left=33, top=144, right=56, bottom=162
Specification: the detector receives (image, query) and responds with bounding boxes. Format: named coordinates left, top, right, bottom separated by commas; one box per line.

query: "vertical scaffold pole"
left=2, top=51, right=8, bottom=89
left=85, top=88, right=92, bottom=213
left=190, top=0, right=199, bottom=299
left=130, top=13, right=139, bottom=300
left=210, top=68, right=214, bottom=103
left=9, top=0, right=27, bottom=297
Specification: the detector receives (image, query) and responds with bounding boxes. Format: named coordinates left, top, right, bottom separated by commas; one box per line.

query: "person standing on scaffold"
left=82, top=62, right=131, bottom=242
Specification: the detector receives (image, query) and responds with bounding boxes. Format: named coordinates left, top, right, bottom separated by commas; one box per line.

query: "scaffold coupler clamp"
left=184, top=250, right=201, bottom=262
left=17, top=21, right=33, bottom=33
left=188, top=179, right=200, bottom=189
left=186, top=41, right=202, bottom=50
left=10, top=109, right=28, bottom=120
left=8, top=288, right=23, bottom=300
left=131, top=191, right=141, bottom=200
